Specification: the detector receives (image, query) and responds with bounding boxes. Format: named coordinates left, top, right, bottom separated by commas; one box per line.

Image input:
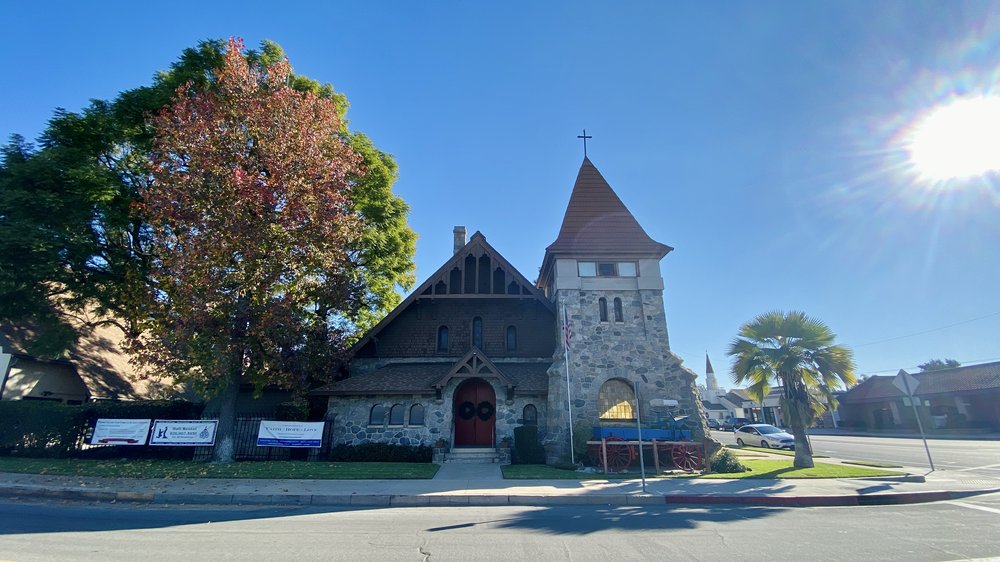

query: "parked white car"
left=735, top=424, right=795, bottom=449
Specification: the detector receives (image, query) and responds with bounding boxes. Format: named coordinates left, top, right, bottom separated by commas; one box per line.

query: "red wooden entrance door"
left=453, top=379, right=496, bottom=447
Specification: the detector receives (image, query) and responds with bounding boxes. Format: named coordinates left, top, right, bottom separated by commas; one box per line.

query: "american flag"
left=563, top=306, right=572, bottom=351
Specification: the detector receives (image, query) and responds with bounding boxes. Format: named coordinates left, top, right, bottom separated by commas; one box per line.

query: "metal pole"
left=563, top=305, right=575, bottom=465
left=634, top=380, right=647, bottom=493
left=903, top=376, right=935, bottom=471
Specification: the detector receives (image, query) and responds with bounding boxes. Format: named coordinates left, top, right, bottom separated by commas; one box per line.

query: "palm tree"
left=727, top=311, right=856, bottom=468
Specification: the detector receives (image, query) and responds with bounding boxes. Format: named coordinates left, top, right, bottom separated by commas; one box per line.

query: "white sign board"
left=150, top=420, right=218, bottom=446
left=0, top=346, right=13, bottom=398
left=256, top=421, right=324, bottom=448
left=92, top=419, right=151, bottom=445
left=892, top=370, right=920, bottom=396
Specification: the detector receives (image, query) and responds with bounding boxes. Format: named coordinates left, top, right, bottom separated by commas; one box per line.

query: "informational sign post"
left=893, top=369, right=935, bottom=471
left=256, top=421, right=324, bottom=448
left=92, top=419, right=151, bottom=445
left=150, top=420, right=218, bottom=446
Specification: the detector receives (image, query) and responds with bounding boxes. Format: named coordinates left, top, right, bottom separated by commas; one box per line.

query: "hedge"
left=0, top=400, right=203, bottom=458
left=328, top=443, right=432, bottom=463
left=512, top=425, right=546, bottom=464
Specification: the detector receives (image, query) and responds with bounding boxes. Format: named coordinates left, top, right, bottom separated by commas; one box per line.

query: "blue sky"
left=3, top=2, right=999, bottom=387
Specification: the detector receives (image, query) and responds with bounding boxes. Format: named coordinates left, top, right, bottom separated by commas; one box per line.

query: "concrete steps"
left=445, top=447, right=499, bottom=464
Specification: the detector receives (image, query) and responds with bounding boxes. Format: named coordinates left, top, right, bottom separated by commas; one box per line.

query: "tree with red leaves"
left=138, top=39, right=363, bottom=462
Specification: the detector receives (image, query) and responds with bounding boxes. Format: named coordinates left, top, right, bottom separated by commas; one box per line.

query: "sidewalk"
left=0, top=463, right=996, bottom=508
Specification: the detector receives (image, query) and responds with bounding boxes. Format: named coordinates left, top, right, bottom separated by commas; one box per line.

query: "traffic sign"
left=892, top=369, right=920, bottom=396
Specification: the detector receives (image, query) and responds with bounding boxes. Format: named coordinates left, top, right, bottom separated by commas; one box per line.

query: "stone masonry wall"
left=544, top=289, right=708, bottom=463
left=326, top=379, right=547, bottom=449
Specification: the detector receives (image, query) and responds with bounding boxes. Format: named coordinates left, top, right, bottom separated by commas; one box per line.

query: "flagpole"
left=563, top=304, right=575, bottom=464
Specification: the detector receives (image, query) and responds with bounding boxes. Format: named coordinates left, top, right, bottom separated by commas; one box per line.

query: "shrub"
left=0, top=401, right=88, bottom=457
left=328, top=443, right=432, bottom=463
left=0, top=400, right=204, bottom=458
left=709, top=449, right=748, bottom=473
left=512, top=425, right=546, bottom=464
left=572, top=420, right=592, bottom=464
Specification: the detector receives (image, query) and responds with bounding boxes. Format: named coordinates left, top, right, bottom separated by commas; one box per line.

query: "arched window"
left=598, top=379, right=636, bottom=420
left=409, top=404, right=425, bottom=426
left=437, top=325, right=449, bottom=353
left=506, top=326, right=517, bottom=353
left=369, top=404, right=386, bottom=425
left=613, top=298, right=624, bottom=322
left=598, top=298, right=608, bottom=322
left=523, top=404, right=537, bottom=426
left=472, top=317, right=483, bottom=349
left=389, top=404, right=405, bottom=425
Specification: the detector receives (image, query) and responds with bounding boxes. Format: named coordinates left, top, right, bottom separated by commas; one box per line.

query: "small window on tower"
left=617, top=262, right=637, bottom=276
left=597, top=262, right=617, bottom=276
left=613, top=298, right=624, bottom=322
left=598, top=298, right=608, bottom=322
left=578, top=261, right=596, bottom=277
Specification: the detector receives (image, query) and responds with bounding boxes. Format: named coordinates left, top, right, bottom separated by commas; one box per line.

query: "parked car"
left=735, top=423, right=795, bottom=449
left=706, top=418, right=721, bottom=430
left=721, top=417, right=750, bottom=431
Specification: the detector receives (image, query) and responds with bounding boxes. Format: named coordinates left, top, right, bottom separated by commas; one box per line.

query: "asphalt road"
left=0, top=496, right=998, bottom=561
left=710, top=431, right=1000, bottom=477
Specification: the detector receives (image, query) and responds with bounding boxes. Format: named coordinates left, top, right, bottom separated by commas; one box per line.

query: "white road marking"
left=946, top=501, right=1000, bottom=515
left=956, top=463, right=1000, bottom=473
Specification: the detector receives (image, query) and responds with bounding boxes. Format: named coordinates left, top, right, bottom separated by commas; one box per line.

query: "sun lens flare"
left=907, top=96, right=1000, bottom=181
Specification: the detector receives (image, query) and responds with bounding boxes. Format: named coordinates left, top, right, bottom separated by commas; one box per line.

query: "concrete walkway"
left=0, top=465, right=996, bottom=508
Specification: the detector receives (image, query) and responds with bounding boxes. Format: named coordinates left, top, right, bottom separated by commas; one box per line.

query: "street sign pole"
left=894, top=370, right=934, bottom=471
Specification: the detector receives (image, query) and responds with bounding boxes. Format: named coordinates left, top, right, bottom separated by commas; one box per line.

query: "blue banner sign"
left=256, top=421, right=325, bottom=448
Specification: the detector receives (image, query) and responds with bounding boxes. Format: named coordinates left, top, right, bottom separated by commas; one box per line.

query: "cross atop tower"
left=577, top=129, right=592, bottom=157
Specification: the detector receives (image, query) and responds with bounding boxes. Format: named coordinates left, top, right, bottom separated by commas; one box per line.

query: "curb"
left=0, top=485, right=996, bottom=509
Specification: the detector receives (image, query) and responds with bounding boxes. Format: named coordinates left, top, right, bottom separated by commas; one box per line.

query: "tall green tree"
left=727, top=311, right=856, bottom=468
left=918, top=358, right=960, bottom=372
left=134, top=39, right=364, bottom=462
left=0, top=39, right=414, bottom=362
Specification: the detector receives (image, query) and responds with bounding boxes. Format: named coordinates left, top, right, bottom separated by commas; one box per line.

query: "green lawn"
left=842, top=460, right=903, bottom=469
left=730, top=446, right=828, bottom=458
left=0, top=458, right=439, bottom=479
left=702, top=459, right=901, bottom=479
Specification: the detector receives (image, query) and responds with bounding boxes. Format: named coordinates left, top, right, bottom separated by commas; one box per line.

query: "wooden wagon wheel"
left=604, top=436, right=636, bottom=472
left=671, top=443, right=703, bottom=473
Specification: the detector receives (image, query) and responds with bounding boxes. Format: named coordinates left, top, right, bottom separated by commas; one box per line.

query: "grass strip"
left=841, top=460, right=903, bottom=469
left=702, top=459, right=900, bottom=479
left=0, top=458, right=439, bottom=480
left=725, top=450, right=767, bottom=458
left=731, top=446, right=828, bottom=458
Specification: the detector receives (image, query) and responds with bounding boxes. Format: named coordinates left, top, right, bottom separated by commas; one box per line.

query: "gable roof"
left=312, top=360, right=551, bottom=396
left=545, top=158, right=672, bottom=256
left=840, top=361, right=1000, bottom=403
left=434, top=347, right=514, bottom=389
left=348, top=231, right=554, bottom=357
left=702, top=400, right=728, bottom=411
left=0, top=313, right=184, bottom=401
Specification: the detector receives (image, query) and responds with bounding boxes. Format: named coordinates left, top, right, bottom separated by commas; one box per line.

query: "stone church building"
left=316, top=158, right=706, bottom=462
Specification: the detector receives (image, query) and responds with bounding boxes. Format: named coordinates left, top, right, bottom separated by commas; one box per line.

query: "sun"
left=907, top=96, right=1000, bottom=181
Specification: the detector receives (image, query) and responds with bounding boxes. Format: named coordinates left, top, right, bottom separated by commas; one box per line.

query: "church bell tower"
left=536, top=157, right=707, bottom=462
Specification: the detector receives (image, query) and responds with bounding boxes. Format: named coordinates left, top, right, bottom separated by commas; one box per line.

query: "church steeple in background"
left=706, top=353, right=719, bottom=391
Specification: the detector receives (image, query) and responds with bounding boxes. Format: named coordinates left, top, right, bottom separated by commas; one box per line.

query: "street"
left=710, top=431, right=1000, bottom=477
left=0, top=495, right=998, bottom=561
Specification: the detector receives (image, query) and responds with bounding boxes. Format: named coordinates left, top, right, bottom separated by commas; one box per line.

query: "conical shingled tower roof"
left=545, top=158, right=672, bottom=257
